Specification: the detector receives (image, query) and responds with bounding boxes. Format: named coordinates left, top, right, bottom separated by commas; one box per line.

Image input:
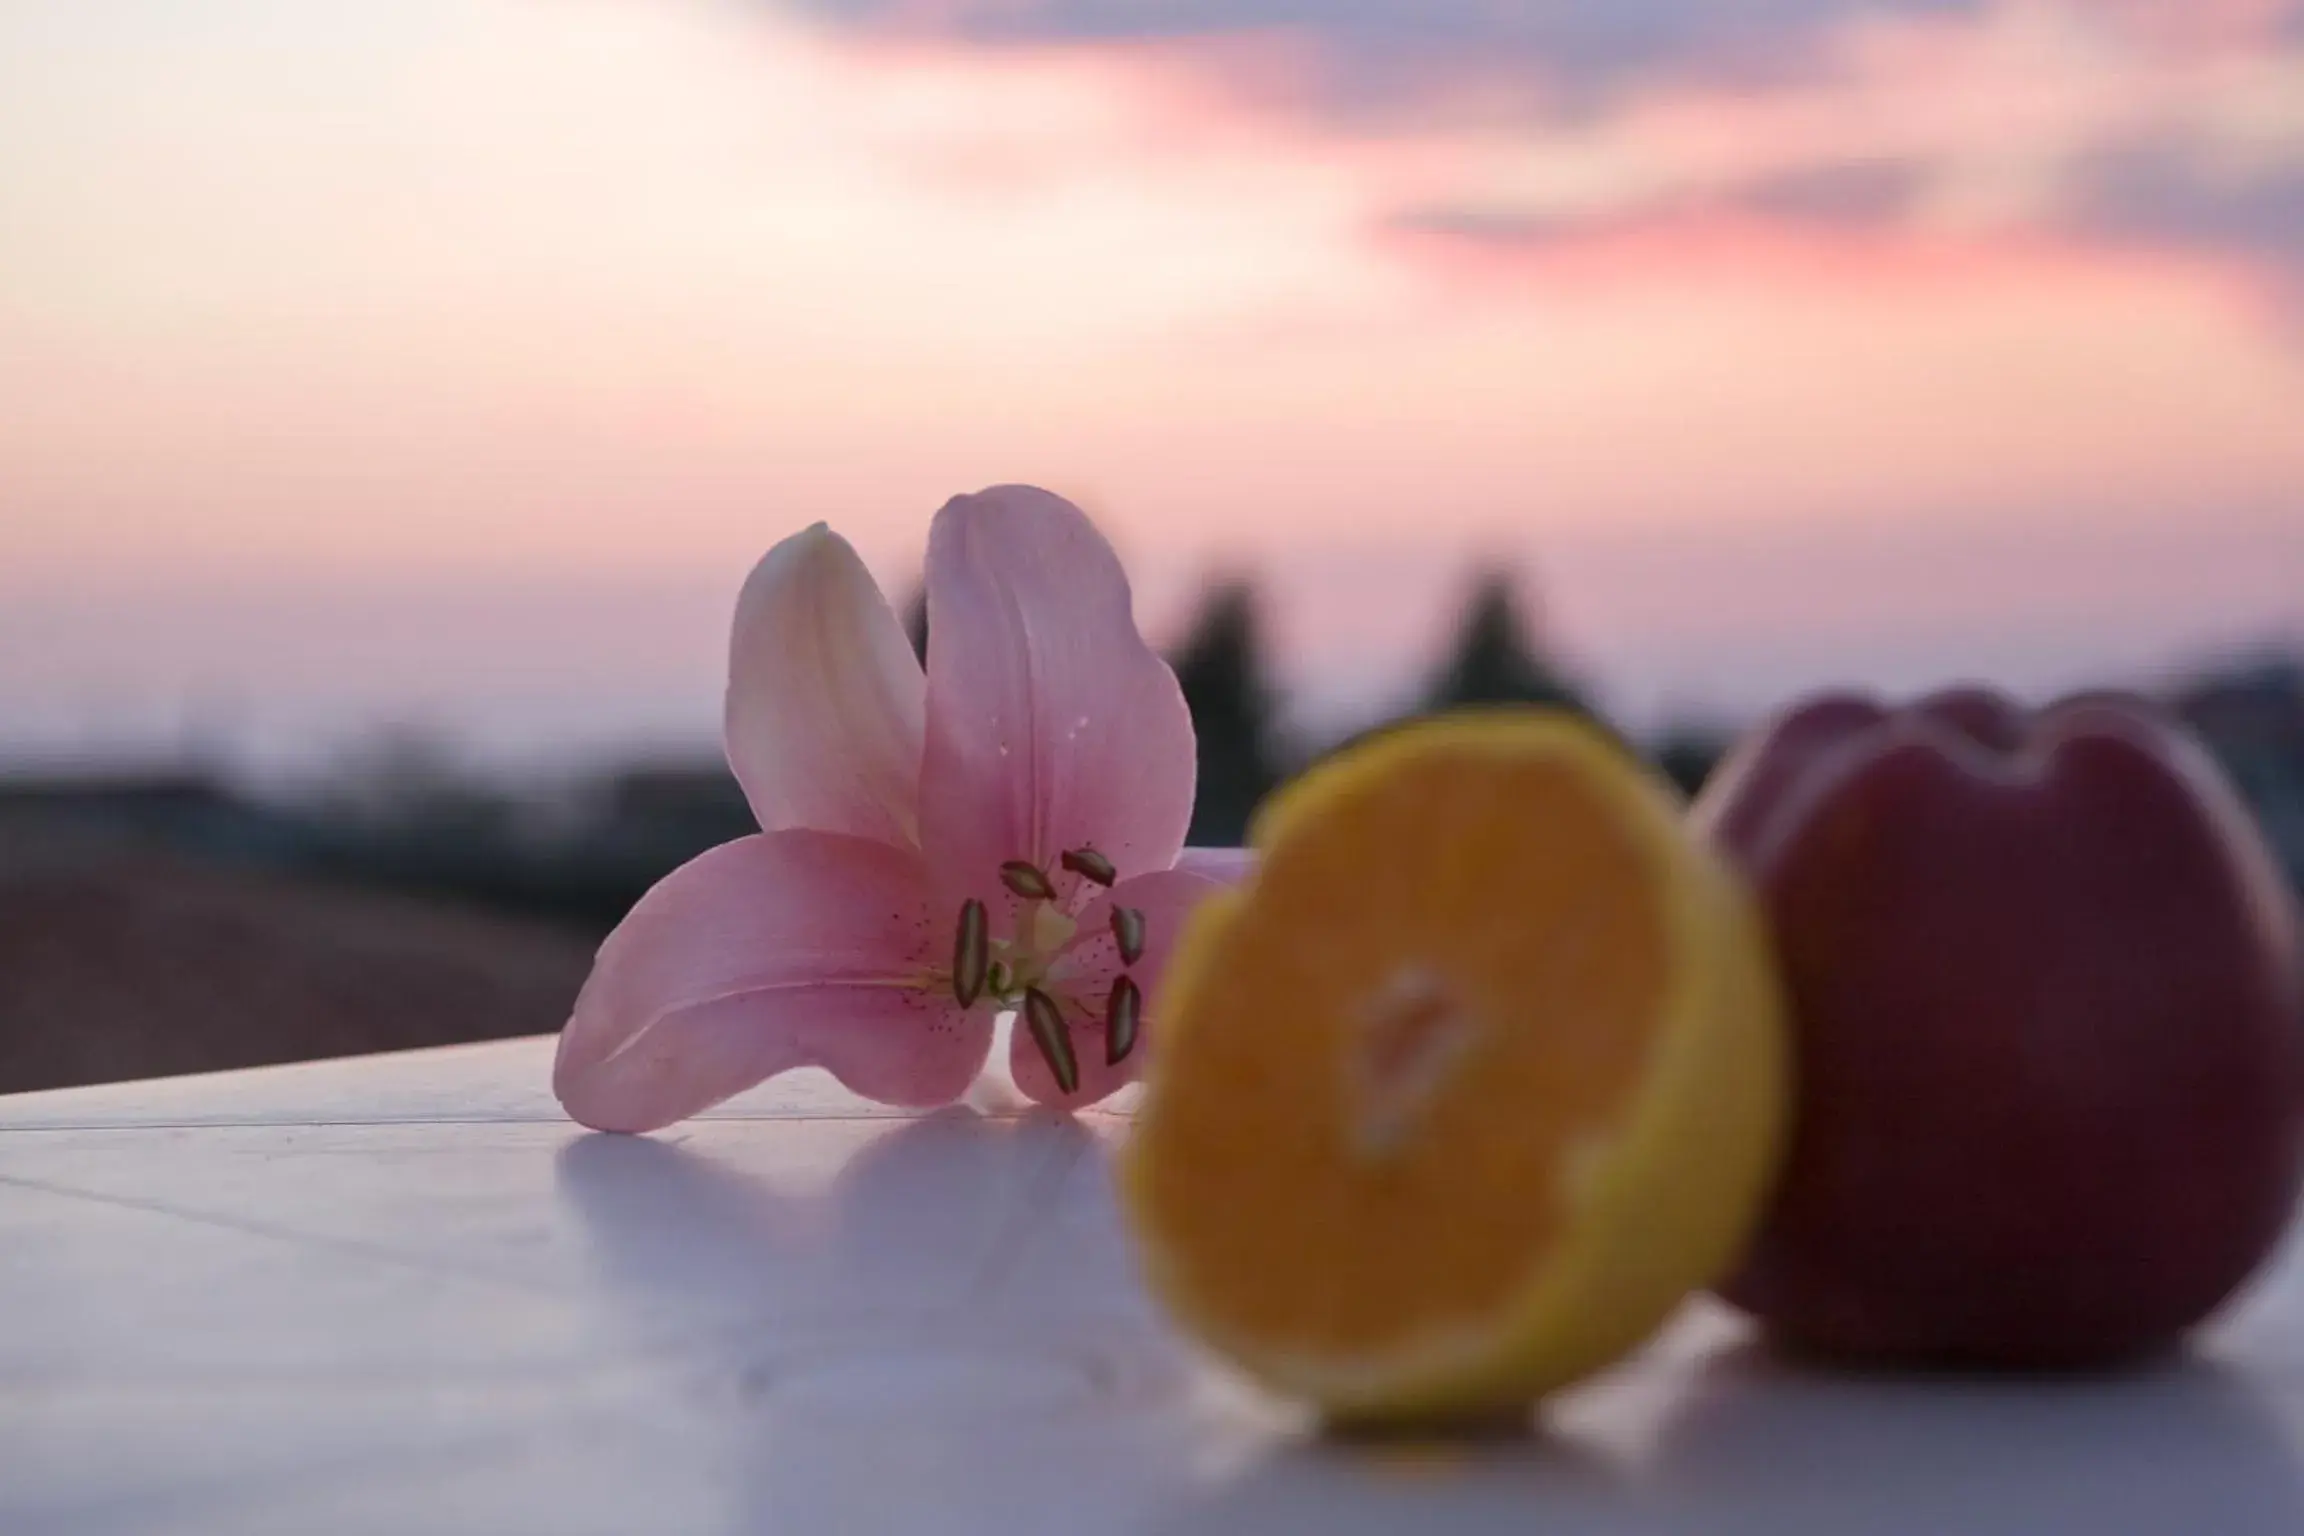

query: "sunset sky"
left=3, top=0, right=2301, bottom=771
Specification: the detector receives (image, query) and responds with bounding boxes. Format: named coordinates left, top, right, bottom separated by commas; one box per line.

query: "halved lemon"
left=1120, top=710, right=1788, bottom=1424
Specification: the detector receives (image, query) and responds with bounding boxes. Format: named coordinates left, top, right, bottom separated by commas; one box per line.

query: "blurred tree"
left=1424, top=571, right=1590, bottom=716
left=903, top=586, right=929, bottom=664
left=1169, top=579, right=1281, bottom=847
left=1651, top=725, right=1733, bottom=800
left=319, top=726, right=511, bottom=839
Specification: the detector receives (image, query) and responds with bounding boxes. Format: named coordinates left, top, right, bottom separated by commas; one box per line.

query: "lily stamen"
left=1060, top=847, right=1118, bottom=887
left=1112, top=905, right=1147, bottom=966
left=549, top=488, right=1241, bottom=1133
left=1105, top=974, right=1142, bottom=1066
left=953, top=898, right=989, bottom=1008
left=1022, top=986, right=1080, bottom=1095
left=1000, top=861, right=1057, bottom=901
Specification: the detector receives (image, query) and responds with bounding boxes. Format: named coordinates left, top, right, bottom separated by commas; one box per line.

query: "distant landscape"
left=4, top=573, right=2300, bottom=1098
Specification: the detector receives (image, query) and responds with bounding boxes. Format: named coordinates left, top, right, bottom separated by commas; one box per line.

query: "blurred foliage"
left=14, top=577, right=2298, bottom=1101
left=1652, top=726, right=1734, bottom=800
left=903, top=586, right=928, bottom=664
left=1424, top=572, right=1589, bottom=716
left=9, top=576, right=2299, bottom=947
left=1168, top=579, right=1282, bottom=848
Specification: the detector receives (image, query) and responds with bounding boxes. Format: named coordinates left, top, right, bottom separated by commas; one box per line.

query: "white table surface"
left=4, top=1036, right=2302, bottom=1535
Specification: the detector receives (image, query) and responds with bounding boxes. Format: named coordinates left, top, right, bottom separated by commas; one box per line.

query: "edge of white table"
left=4, top=1036, right=2301, bottom=1534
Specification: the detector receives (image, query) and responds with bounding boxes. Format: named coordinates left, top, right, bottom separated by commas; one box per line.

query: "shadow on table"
left=1636, top=1340, right=2304, bottom=1536
left=1152, top=1425, right=1627, bottom=1536
left=552, top=1108, right=1090, bottom=1327
left=556, top=1111, right=1251, bottom=1532
left=1164, top=1332, right=2304, bottom=1536
left=555, top=1124, right=2303, bottom=1533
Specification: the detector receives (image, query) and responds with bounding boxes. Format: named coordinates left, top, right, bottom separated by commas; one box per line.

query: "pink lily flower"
left=554, top=486, right=1245, bottom=1132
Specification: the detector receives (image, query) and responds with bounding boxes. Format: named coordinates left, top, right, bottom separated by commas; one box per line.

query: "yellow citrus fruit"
left=1120, top=710, right=1788, bottom=1425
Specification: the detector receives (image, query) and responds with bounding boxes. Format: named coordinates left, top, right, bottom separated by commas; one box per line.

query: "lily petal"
left=1012, top=867, right=1224, bottom=1108
left=919, top=486, right=1195, bottom=916
left=1175, top=846, right=1256, bottom=885
left=554, top=831, right=987, bottom=1132
left=726, top=523, right=926, bottom=848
